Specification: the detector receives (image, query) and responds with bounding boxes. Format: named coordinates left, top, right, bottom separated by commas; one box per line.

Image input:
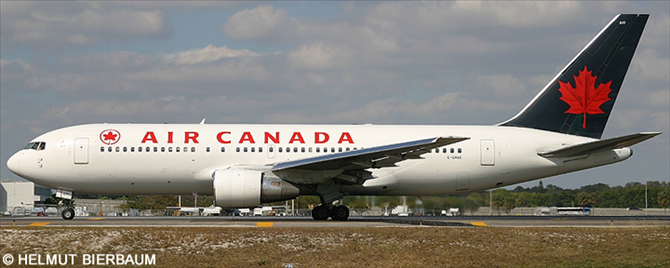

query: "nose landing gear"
left=61, top=207, right=75, bottom=220
left=57, top=196, right=76, bottom=220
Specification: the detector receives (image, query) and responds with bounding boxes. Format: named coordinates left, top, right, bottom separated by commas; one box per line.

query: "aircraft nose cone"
left=7, top=152, right=21, bottom=175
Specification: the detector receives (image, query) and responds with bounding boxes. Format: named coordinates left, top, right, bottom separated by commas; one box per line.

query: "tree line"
left=69, top=180, right=670, bottom=215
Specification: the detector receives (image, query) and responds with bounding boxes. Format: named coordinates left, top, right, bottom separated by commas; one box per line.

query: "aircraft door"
left=480, top=139, right=495, bottom=166
left=74, top=138, right=89, bottom=164
left=267, top=145, right=276, bottom=159
left=456, top=172, right=470, bottom=191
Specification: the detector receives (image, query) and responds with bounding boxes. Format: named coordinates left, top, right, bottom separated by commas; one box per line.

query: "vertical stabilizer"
left=501, top=14, right=648, bottom=139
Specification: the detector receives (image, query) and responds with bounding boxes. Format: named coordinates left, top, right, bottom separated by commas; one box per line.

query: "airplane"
left=6, top=14, right=661, bottom=221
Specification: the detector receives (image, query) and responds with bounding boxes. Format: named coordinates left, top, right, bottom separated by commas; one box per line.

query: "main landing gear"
left=311, top=205, right=349, bottom=221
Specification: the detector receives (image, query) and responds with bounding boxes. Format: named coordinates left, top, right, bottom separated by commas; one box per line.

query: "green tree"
left=502, top=196, right=516, bottom=214
left=658, top=190, right=670, bottom=214
left=576, top=192, right=597, bottom=207
left=344, top=196, right=370, bottom=216
left=377, top=196, right=402, bottom=214
left=121, top=195, right=176, bottom=210
left=538, top=181, right=545, bottom=194
left=422, top=196, right=443, bottom=215
left=515, top=193, right=529, bottom=214
left=295, top=195, right=320, bottom=209
left=461, top=193, right=483, bottom=215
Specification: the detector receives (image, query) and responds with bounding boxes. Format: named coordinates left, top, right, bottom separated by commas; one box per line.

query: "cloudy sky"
left=1, top=1, right=668, bottom=189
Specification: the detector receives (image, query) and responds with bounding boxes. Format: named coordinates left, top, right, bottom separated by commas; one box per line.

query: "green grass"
left=2, top=227, right=669, bottom=267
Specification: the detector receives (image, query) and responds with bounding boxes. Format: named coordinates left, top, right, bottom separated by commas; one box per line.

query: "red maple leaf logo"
left=103, top=131, right=117, bottom=141
left=100, top=129, right=121, bottom=145
left=558, top=66, right=612, bottom=129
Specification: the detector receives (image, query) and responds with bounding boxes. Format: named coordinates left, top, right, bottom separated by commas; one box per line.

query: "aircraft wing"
left=538, top=132, right=661, bottom=158
left=272, top=136, right=469, bottom=172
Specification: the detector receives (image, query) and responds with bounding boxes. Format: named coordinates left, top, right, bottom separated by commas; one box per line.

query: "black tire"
left=331, top=206, right=350, bottom=221
left=62, top=208, right=75, bottom=220
left=311, top=205, right=330, bottom=220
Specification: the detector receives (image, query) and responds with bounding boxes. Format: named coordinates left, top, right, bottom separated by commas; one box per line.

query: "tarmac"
left=2, top=215, right=669, bottom=228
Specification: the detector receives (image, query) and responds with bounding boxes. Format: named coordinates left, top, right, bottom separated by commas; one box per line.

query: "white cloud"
left=287, top=43, right=352, bottom=70
left=477, top=74, right=527, bottom=96
left=42, top=97, right=188, bottom=122
left=163, top=45, right=260, bottom=65
left=647, top=90, right=670, bottom=108
left=223, top=5, right=296, bottom=41
left=0, top=2, right=172, bottom=48
left=631, top=49, right=670, bottom=82
left=1, top=1, right=668, bottom=186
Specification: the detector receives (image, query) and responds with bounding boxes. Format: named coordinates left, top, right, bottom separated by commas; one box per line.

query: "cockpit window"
left=24, top=142, right=46, bottom=151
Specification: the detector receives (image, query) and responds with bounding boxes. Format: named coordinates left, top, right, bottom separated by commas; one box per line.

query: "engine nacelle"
left=213, top=167, right=299, bottom=208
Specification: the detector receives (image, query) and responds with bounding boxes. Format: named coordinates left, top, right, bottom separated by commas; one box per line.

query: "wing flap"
left=538, top=132, right=661, bottom=158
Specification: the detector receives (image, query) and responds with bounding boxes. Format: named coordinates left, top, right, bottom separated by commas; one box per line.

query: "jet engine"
left=213, top=167, right=299, bottom=208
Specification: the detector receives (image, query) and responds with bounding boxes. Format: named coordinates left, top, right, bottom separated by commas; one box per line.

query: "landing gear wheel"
left=331, top=206, right=350, bottom=221
left=62, top=208, right=75, bottom=220
left=312, top=205, right=330, bottom=221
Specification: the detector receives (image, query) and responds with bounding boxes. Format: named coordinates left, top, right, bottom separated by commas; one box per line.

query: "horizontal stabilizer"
left=538, top=132, right=661, bottom=158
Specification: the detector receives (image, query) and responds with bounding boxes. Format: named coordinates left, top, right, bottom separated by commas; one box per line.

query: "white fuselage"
left=6, top=123, right=632, bottom=197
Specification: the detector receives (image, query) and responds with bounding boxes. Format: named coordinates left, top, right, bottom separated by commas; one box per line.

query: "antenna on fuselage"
left=199, top=118, right=206, bottom=125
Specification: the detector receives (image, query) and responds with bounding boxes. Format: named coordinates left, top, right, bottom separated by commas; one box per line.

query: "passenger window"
left=293, top=147, right=298, bottom=153
left=138, top=147, right=143, bottom=152
left=286, top=147, right=290, bottom=153
left=206, top=147, right=210, bottom=152
left=100, top=147, right=105, bottom=152
left=450, top=148, right=454, bottom=153
left=244, top=147, right=248, bottom=153
left=116, top=147, right=120, bottom=152
left=338, top=148, right=343, bottom=152
left=442, top=148, right=447, bottom=153
left=220, top=147, right=225, bottom=153
left=331, top=147, right=335, bottom=153
left=153, top=147, right=158, bottom=152
left=236, top=147, right=240, bottom=153
left=458, top=148, right=462, bottom=153
left=316, top=147, right=320, bottom=153
left=269, top=147, right=274, bottom=153
left=146, top=147, right=150, bottom=152
left=131, top=147, right=135, bottom=152
left=176, top=147, right=180, bottom=152
left=191, top=147, right=195, bottom=152
left=168, top=147, right=173, bottom=152
left=123, top=147, right=127, bottom=152
left=301, top=147, right=305, bottom=153
left=309, top=147, right=313, bottom=153
left=278, top=147, right=283, bottom=153
left=259, top=147, right=263, bottom=153
left=108, top=147, right=112, bottom=152
left=346, top=147, right=350, bottom=151
left=251, top=147, right=255, bottom=153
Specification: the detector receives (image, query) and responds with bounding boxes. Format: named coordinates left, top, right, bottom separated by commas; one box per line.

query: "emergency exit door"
left=480, top=139, right=495, bottom=166
left=74, top=138, right=89, bottom=164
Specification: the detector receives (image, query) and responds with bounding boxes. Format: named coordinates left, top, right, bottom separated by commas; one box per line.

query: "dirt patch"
left=2, top=227, right=669, bottom=267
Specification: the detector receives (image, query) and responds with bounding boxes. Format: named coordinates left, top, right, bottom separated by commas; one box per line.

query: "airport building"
left=1, top=181, right=51, bottom=216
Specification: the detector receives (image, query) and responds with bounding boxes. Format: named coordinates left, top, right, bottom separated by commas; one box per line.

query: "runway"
left=2, top=215, right=669, bottom=228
